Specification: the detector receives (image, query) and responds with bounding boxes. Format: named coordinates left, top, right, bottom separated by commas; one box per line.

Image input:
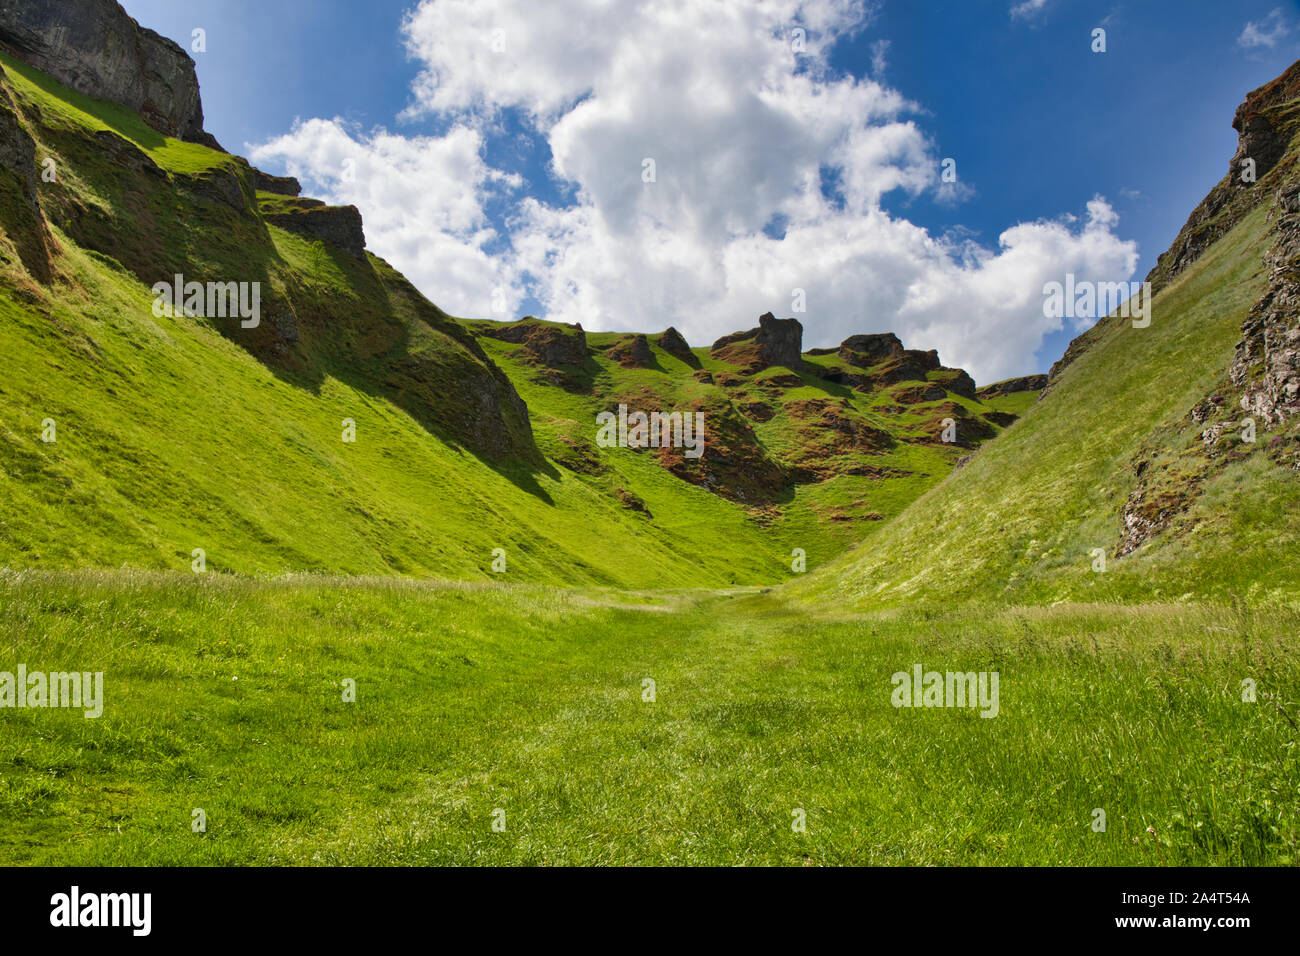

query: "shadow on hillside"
left=0, top=50, right=170, bottom=154
left=255, top=242, right=561, bottom=503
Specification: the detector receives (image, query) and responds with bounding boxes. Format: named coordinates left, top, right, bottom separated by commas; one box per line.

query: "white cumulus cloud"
left=249, top=0, right=1140, bottom=384
left=250, top=118, right=526, bottom=317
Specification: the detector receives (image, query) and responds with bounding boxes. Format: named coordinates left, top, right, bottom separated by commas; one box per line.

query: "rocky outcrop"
left=656, top=395, right=787, bottom=505
left=1231, top=184, right=1300, bottom=426
left=0, top=66, right=52, bottom=279
left=263, top=202, right=367, bottom=259
left=923, top=402, right=996, bottom=448
left=606, top=333, right=654, bottom=368
left=1111, top=60, right=1300, bottom=556
left=892, top=382, right=947, bottom=404
left=0, top=0, right=218, bottom=147
left=807, top=330, right=987, bottom=403
left=479, top=319, right=590, bottom=390
left=983, top=410, right=1018, bottom=428
left=935, top=368, right=977, bottom=399
left=839, top=333, right=905, bottom=366
left=710, top=312, right=802, bottom=372
left=784, top=397, right=894, bottom=458
left=1052, top=61, right=1300, bottom=388
left=253, top=169, right=301, bottom=196
left=656, top=326, right=699, bottom=367
left=976, top=374, right=1048, bottom=399
left=1145, top=60, right=1300, bottom=295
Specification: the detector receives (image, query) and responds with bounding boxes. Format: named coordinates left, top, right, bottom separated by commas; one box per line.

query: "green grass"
left=473, top=320, right=1016, bottom=571
left=0, top=52, right=1017, bottom=589
left=0, top=236, right=811, bottom=586
left=795, top=200, right=1300, bottom=607
left=3, top=35, right=1298, bottom=870
left=0, top=52, right=229, bottom=175
left=0, top=570, right=1296, bottom=865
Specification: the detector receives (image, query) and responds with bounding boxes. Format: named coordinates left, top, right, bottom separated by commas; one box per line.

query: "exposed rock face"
left=1116, top=479, right=1203, bottom=558
left=0, top=66, right=52, bottom=279
left=479, top=319, right=590, bottom=390
left=656, top=326, right=699, bottom=367
left=1055, top=59, right=1300, bottom=386
left=838, top=335, right=931, bottom=376
left=253, top=169, right=301, bottom=196
left=1229, top=63, right=1300, bottom=191
left=837, top=335, right=941, bottom=389
left=710, top=312, right=802, bottom=371
left=939, top=369, right=978, bottom=399
left=0, top=0, right=217, bottom=147
left=184, top=164, right=251, bottom=211
left=606, top=333, right=654, bottom=368
left=656, top=395, right=787, bottom=505
left=976, top=374, right=1048, bottom=399
left=925, top=402, right=996, bottom=448
left=93, top=127, right=164, bottom=178
left=1112, top=60, right=1300, bottom=557
left=1147, top=60, right=1300, bottom=294
left=839, top=333, right=904, bottom=366
left=1231, top=185, right=1300, bottom=426
left=264, top=203, right=367, bottom=259
left=892, top=382, right=947, bottom=404
left=784, top=398, right=894, bottom=457
left=806, top=331, right=987, bottom=403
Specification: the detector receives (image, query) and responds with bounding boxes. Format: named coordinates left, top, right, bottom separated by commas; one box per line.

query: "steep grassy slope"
left=0, top=50, right=1036, bottom=586
left=2, top=571, right=1296, bottom=865
left=795, top=125, right=1300, bottom=606
left=0, top=56, right=803, bottom=585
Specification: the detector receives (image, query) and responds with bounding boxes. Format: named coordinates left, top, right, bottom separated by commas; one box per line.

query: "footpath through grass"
left=0, top=571, right=1296, bottom=865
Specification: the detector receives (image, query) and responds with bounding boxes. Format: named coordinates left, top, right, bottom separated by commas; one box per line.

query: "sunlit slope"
left=0, top=55, right=836, bottom=587
left=0, top=48, right=1037, bottom=586
left=795, top=202, right=1300, bottom=605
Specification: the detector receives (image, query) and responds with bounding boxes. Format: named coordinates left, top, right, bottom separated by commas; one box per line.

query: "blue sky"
left=121, top=0, right=1300, bottom=382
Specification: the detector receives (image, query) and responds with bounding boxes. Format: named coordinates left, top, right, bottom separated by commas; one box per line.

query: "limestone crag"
left=0, top=0, right=217, bottom=147
left=710, top=312, right=803, bottom=372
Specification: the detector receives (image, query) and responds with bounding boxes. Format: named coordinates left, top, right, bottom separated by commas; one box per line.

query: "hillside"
left=795, top=60, right=1300, bottom=607
left=0, top=7, right=1036, bottom=587
left=2, top=0, right=1298, bottom=874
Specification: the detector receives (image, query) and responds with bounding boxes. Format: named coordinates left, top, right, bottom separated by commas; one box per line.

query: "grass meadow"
left=1, top=570, right=1296, bottom=866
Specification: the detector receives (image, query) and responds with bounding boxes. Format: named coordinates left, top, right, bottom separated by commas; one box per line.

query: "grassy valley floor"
left=1, top=570, right=1296, bottom=865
